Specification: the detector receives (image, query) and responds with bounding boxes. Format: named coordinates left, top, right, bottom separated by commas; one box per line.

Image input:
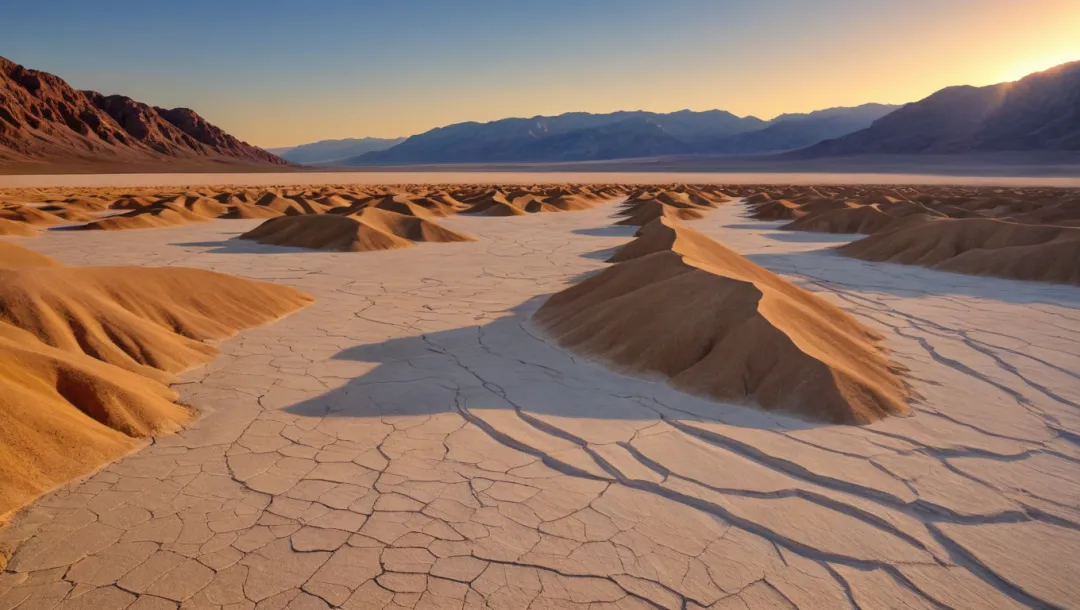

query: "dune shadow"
left=571, top=226, right=637, bottom=237
left=721, top=222, right=787, bottom=231
left=170, top=238, right=309, bottom=255
left=581, top=247, right=617, bottom=261
left=762, top=231, right=858, bottom=244
left=281, top=298, right=822, bottom=433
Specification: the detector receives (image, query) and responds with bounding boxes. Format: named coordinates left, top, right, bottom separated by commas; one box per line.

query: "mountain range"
left=2, top=54, right=1077, bottom=173
left=340, top=104, right=898, bottom=165
left=0, top=56, right=286, bottom=172
left=799, top=61, right=1080, bottom=156
left=269, top=137, right=406, bottom=164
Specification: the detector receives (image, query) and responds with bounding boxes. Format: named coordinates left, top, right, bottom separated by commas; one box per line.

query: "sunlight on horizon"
left=999, top=51, right=1080, bottom=83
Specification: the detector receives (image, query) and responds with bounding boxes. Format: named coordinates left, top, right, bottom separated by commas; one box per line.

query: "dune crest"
left=839, top=218, right=1080, bottom=285
left=238, top=209, right=474, bottom=252
left=0, top=218, right=39, bottom=236
left=0, top=243, right=314, bottom=518
left=536, top=218, right=911, bottom=424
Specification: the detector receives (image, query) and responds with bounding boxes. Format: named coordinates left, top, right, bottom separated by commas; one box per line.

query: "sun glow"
left=999, top=50, right=1080, bottom=83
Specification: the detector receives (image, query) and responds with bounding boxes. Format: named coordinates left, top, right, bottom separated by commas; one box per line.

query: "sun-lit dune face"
left=727, top=183, right=1080, bottom=285
left=0, top=243, right=313, bottom=518
left=537, top=217, right=911, bottom=425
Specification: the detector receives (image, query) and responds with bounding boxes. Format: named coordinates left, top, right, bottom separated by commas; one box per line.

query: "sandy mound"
left=0, top=252, right=312, bottom=518
left=181, top=197, right=230, bottom=218
left=781, top=205, right=901, bottom=234
left=79, top=202, right=209, bottom=231
left=615, top=199, right=705, bottom=226
left=368, top=195, right=446, bottom=217
left=0, top=218, right=39, bottom=236
left=745, top=199, right=802, bottom=221
left=536, top=219, right=910, bottom=424
left=0, top=243, right=62, bottom=268
left=225, top=202, right=287, bottom=219
left=50, top=208, right=100, bottom=222
left=0, top=321, right=190, bottom=518
left=839, top=218, right=1080, bottom=285
left=461, top=192, right=528, bottom=217
left=0, top=265, right=315, bottom=382
left=238, top=209, right=473, bottom=252
left=0, top=205, right=67, bottom=226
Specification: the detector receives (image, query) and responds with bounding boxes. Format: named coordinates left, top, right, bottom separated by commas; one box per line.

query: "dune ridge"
left=536, top=218, right=911, bottom=424
left=839, top=218, right=1080, bottom=285
left=0, top=243, right=314, bottom=519
left=238, top=208, right=474, bottom=252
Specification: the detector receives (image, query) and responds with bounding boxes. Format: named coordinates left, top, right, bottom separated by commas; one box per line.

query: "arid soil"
left=0, top=182, right=1077, bottom=609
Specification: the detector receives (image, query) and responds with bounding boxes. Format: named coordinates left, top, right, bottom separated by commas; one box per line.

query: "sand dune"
left=0, top=205, right=67, bottom=226
left=615, top=199, right=705, bottom=226
left=0, top=263, right=315, bottom=382
left=78, top=202, right=210, bottom=231
left=537, top=218, right=910, bottom=424
left=0, top=218, right=38, bottom=236
left=840, top=218, right=1080, bottom=285
left=0, top=321, right=191, bottom=519
left=0, top=242, right=62, bottom=268
left=238, top=208, right=473, bottom=252
left=782, top=205, right=905, bottom=234
left=745, top=198, right=802, bottom=221
left=0, top=242, right=313, bottom=518
left=224, top=201, right=287, bottom=219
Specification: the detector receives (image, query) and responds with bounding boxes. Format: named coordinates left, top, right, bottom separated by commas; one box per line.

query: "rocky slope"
left=278, top=137, right=407, bottom=164
left=800, top=61, right=1080, bottom=155
left=0, top=56, right=287, bottom=170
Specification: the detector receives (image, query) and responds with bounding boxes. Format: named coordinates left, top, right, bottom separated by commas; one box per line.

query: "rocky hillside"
left=800, top=61, right=1080, bottom=155
left=0, top=56, right=287, bottom=170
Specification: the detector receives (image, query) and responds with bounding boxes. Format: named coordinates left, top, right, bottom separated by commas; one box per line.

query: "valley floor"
left=2, top=201, right=1079, bottom=609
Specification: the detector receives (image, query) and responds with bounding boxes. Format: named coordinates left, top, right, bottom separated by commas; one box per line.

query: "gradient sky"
left=6, top=0, right=1079, bottom=148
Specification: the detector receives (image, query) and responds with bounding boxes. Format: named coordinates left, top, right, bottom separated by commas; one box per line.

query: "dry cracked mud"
left=1, top=201, right=1078, bottom=609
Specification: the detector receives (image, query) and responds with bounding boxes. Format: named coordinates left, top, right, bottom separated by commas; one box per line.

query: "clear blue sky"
left=5, top=0, right=1079, bottom=147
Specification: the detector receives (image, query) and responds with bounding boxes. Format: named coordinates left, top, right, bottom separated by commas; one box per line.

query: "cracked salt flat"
left=1, top=199, right=1079, bottom=609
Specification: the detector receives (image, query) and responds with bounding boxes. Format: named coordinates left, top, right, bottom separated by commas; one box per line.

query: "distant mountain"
left=279, top=137, right=407, bottom=164
left=344, top=106, right=898, bottom=165
left=265, top=146, right=295, bottom=156
left=0, top=56, right=287, bottom=170
left=342, top=110, right=767, bottom=165
left=701, top=103, right=898, bottom=154
left=800, top=61, right=1080, bottom=156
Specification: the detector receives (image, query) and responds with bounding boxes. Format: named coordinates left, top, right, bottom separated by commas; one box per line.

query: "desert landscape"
left=0, top=179, right=1076, bottom=610
left=4, top=1, right=1080, bottom=605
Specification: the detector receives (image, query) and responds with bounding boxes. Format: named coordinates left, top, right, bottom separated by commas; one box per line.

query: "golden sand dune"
left=780, top=204, right=920, bottom=235
left=0, top=243, right=313, bottom=518
left=745, top=198, right=802, bottom=221
left=239, top=208, right=474, bottom=252
left=0, top=218, right=38, bottom=236
left=0, top=321, right=190, bottom=518
left=0, top=262, right=315, bottom=382
left=368, top=194, right=461, bottom=217
left=537, top=218, right=910, bottom=424
left=0, top=205, right=67, bottom=226
left=615, top=199, right=705, bottom=226
left=79, top=202, right=210, bottom=231
left=840, top=218, right=1080, bottom=285
left=224, top=201, right=287, bottom=219
left=0, top=242, right=63, bottom=268
left=461, top=192, right=530, bottom=216
left=49, top=207, right=100, bottom=222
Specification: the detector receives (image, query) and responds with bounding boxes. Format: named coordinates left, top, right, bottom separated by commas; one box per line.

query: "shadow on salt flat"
left=282, top=298, right=825, bottom=434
